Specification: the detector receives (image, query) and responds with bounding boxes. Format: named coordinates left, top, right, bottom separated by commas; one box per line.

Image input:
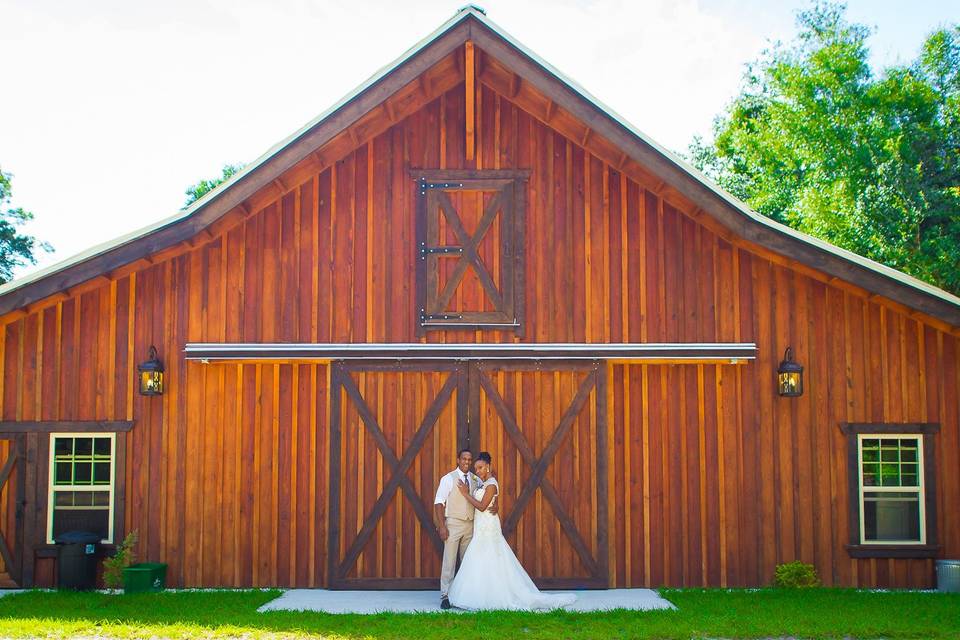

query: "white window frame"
left=46, top=432, right=116, bottom=544
left=857, top=433, right=925, bottom=545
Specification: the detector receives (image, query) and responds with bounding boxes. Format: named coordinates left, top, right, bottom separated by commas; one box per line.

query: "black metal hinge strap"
left=419, top=243, right=463, bottom=258
left=421, top=313, right=463, bottom=321
left=418, top=178, right=464, bottom=195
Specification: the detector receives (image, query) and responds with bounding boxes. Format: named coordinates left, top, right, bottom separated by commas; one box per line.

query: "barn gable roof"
left=2, top=5, right=959, bottom=326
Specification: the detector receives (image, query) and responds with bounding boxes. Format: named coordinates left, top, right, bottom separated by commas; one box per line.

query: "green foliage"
left=774, top=560, right=821, bottom=588
left=183, top=163, right=245, bottom=208
left=0, top=169, right=52, bottom=284
left=691, top=2, right=960, bottom=294
left=102, top=530, right=138, bottom=590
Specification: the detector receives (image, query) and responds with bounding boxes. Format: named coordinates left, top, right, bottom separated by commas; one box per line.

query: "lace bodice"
left=473, top=478, right=501, bottom=538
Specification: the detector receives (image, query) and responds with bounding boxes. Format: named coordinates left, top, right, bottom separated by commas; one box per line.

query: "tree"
left=690, top=2, right=960, bottom=294
left=0, top=168, right=52, bottom=284
left=183, top=163, right=245, bottom=208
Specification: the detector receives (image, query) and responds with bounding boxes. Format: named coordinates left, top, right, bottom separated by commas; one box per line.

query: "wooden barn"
left=0, top=6, right=957, bottom=590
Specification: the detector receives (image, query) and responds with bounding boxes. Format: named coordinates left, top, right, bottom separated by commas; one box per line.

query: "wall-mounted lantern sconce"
left=138, top=345, right=164, bottom=396
left=777, top=347, right=803, bottom=397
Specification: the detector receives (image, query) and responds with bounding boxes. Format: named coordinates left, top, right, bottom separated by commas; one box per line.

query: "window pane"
left=54, top=491, right=74, bottom=507
left=71, top=491, right=94, bottom=507
left=880, top=447, right=899, bottom=462
left=94, top=438, right=111, bottom=456
left=74, top=438, right=93, bottom=456
left=862, top=448, right=879, bottom=463
left=55, top=462, right=72, bottom=484
left=900, top=447, right=917, bottom=462
left=93, top=492, right=110, bottom=507
left=52, top=507, right=109, bottom=541
left=54, top=437, right=73, bottom=457
left=93, top=462, right=111, bottom=484
left=863, top=491, right=921, bottom=542
left=880, top=463, right=900, bottom=486
left=862, top=438, right=879, bottom=449
left=74, top=462, right=92, bottom=484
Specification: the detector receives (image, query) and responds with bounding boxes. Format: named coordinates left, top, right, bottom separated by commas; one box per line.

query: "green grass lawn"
left=0, top=588, right=957, bottom=639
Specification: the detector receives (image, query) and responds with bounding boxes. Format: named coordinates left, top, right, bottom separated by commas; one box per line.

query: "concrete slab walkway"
left=258, top=588, right=675, bottom=614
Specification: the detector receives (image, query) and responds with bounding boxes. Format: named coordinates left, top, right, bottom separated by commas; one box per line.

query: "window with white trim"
left=47, top=434, right=115, bottom=544
left=858, top=434, right=924, bottom=544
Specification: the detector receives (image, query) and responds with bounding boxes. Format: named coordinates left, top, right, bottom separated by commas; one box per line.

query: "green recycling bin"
left=122, top=562, right=167, bottom=594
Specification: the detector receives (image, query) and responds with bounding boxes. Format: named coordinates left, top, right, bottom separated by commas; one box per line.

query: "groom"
left=433, top=448, right=497, bottom=610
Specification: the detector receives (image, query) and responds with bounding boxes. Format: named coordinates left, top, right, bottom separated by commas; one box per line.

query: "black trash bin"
left=54, top=531, right=102, bottom=590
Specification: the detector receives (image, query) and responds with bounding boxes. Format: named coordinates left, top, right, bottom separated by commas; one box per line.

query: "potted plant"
left=102, top=531, right=137, bottom=591
left=101, top=531, right=168, bottom=594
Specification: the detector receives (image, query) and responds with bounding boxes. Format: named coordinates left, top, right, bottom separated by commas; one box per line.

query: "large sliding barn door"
left=0, top=436, right=23, bottom=586
left=328, top=363, right=467, bottom=589
left=327, top=361, right=608, bottom=590
left=471, top=363, right=608, bottom=589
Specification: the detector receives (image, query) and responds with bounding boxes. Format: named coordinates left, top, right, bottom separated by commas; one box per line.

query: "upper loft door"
left=414, top=170, right=529, bottom=335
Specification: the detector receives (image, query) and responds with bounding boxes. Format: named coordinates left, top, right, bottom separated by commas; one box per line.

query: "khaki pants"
left=439, top=516, right=473, bottom=596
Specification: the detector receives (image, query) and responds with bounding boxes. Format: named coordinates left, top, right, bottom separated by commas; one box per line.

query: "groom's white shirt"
left=434, top=468, right=475, bottom=505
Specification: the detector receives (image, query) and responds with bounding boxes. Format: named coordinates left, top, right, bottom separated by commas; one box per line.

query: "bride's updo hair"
left=476, top=451, right=492, bottom=465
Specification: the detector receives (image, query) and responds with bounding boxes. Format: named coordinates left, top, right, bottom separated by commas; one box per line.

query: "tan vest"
left=444, top=470, right=475, bottom=521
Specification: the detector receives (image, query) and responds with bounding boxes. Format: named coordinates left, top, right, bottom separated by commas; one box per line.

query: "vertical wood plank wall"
left=1, top=74, right=957, bottom=588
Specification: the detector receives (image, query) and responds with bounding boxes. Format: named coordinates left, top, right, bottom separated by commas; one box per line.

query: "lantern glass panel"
left=140, top=370, right=163, bottom=395
left=778, top=371, right=802, bottom=396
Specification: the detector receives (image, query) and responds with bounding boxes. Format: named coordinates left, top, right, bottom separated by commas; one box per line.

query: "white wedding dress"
left=447, top=478, right=577, bottom=611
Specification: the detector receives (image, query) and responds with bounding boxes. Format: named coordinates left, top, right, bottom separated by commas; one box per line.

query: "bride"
left=447, top=452, right=577, bottom=611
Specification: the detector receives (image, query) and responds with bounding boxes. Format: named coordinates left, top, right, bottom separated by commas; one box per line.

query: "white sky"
left=1, top=0, right=957, bottom=280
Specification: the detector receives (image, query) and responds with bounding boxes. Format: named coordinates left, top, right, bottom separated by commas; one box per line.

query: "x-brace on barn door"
left=0, top=435, right=24, bottom=586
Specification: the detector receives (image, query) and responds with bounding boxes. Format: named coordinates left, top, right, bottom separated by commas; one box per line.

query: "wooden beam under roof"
left=465, top=40, right=476, bottom=161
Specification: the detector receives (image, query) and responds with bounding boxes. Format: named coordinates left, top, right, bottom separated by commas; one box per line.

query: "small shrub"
left=774, top=560, right=820, bottom=588
left=102, top=530, right=138, bottom=589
